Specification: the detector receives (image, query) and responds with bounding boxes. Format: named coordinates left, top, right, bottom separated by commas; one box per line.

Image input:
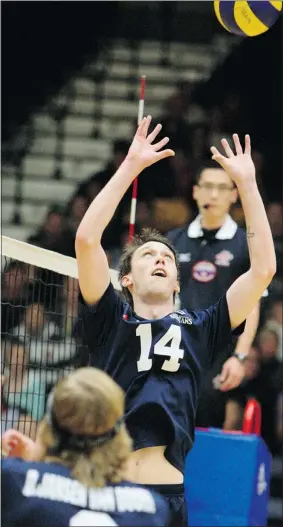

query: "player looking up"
left=75, top=116, right=276, bottom=526
left=2, top=368, right=172, bottom=527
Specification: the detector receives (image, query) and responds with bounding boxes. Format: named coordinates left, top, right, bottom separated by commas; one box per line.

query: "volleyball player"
left=75, top=116, right=276, bottom=525
left=2, top=367, right=172, bottom=526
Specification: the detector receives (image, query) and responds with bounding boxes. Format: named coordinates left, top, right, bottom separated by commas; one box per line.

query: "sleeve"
left=78, top=282, right=124, bottom=352
left=199, top=295, right=246, bottom=364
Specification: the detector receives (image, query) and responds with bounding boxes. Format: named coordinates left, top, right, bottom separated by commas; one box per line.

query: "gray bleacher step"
left=72, top=77, right=174, bottom=100
left=29, top=135, right=111, bottom=160
left=67, top=97, right=159, bottom=119
left=2, top=201, right=49, bottom=227
left=2, top=224, right=33, bottom=242
left=83, top=64, right=207, bottom=84
left=33, top=112, right=137, bottom=137
left=2, top=176, right=74, bottom=203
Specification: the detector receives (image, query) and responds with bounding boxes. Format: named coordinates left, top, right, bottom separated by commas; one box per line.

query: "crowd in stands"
left=1, top=81, right=282, bottom=454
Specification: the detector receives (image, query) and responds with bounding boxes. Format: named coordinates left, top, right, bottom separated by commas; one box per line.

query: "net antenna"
left=1, top=236, right=121, bottom=290
left=128, top=74, right=146, bottom=242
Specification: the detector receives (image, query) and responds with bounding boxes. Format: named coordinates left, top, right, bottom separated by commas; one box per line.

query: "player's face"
left=123, top=241, right=179, bottom=302
left=193, top=168, right=238, bottom=219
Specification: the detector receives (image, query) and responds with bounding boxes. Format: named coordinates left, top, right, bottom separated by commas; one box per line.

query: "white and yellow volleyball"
left=214, top=1, right=282, bottom=37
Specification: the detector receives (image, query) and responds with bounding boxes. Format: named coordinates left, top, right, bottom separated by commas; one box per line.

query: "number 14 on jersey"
left=136, top=324, right=184, bottom=373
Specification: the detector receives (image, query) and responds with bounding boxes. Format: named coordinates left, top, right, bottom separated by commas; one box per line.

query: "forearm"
left=76, top=158, right=140, bottom=244
left=237, top=180, right=276, bottom=277
left=234, top=303, right=260, bottom=355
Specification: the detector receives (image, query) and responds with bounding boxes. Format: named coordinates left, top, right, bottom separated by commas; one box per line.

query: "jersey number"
left=70, top=511, right=117, bottom=526
left=136, top=324, right=184, bottom=373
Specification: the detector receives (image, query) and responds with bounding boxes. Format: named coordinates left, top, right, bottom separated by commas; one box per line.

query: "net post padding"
left=1, top=236, right=121, bottom=290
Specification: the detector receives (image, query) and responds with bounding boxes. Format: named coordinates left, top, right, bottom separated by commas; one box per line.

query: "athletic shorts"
left=144, top=483, right=187, bottom=527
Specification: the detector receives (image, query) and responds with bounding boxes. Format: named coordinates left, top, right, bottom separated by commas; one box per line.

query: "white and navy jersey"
left=2, top=457, right=171, bottom=527
left=79, top=282, right=244, bottom=473
left=167, top=214, right=251, bottom=310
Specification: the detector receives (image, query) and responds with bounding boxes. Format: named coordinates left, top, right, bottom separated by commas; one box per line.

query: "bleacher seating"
left=2, top=37, right=234, bottom=240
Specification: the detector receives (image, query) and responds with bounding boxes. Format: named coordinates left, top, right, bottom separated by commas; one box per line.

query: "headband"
left=45, top=390, right=123, bottom=455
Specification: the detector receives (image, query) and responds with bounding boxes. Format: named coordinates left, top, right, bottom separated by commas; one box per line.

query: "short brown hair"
left=118, top=228, right=179, bottom=306
left=39, top=368, right=132, bottom=487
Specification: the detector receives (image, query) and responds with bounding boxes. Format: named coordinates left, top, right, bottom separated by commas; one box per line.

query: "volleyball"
left=214, top=1, right=282, bottom=37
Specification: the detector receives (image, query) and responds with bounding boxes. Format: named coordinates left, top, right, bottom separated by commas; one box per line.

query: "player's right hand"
left=126, top=115, right=175, bottom=171
left=2, top=429, right=36, bottom=460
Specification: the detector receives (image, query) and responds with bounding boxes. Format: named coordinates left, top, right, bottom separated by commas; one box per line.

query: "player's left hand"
left=218, top=356, right=245, bottom=392
left=210, top=134, right=256, bottom=186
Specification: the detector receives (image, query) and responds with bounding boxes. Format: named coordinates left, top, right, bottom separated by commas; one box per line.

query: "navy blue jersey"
left=79, top=283, right=244, bottom=473
left=2, top=457, right=171, bottom=527
left=167, top=215, right=250, bottom=310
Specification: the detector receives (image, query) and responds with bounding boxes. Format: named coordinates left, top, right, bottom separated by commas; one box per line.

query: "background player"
left=75, top=116, right=276, bottom=526
left=2, top=367, right=172, bottom=527
left=167, top=161, right=261, bottom=429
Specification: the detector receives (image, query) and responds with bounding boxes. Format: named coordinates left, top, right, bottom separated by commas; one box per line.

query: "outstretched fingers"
left=156, top=148, right=175, bottom=161
left=244, top=134, right=251, bottom=155
left=233, top=134, right=243, bottom=155
left=147, top=123, right=162, bottom=144
left=221, top=138, right=234, bottom=158
left=143, top=115, right=152, bottom=137
left=153, top=136, right=170, bottom=151
left=135, top=115, right=152, bottom=138
left=210, top=145, right=224, bottom=163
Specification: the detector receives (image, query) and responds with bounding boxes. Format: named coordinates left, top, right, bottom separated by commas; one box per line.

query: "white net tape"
left=1, top=236, right=121, bottom=290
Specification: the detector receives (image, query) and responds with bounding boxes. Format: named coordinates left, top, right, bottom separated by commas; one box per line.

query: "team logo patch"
left=192, top=260, right=217, bottom=283
left=170, top=313, right=192, bottom=325
left=215, top=250, right=234, bottom=267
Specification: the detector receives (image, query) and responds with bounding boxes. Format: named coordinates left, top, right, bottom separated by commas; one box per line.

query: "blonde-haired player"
left=2, top=368, right=172, bottom=526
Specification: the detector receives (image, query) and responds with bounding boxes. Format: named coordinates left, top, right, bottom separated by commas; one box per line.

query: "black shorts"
left=144, top=483, right=187, bottom=527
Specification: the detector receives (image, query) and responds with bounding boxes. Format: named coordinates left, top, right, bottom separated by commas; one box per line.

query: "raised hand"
left=127, top=115, right=175, bottom=171
left=211, top=134, right=256, bottom=185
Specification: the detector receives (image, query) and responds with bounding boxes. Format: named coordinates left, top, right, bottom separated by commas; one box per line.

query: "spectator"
left=60, top=276, right=79, bottom=338
left=27, top=205, right=74, bottom=257
left=65, top=195, right=89, bottom=236
left=2, top=338, right=46, bottom=438
left=27, top=205, right=65, bottom=249
left=83, top=179, right=102, bottom=203
left=1, top=261, right=35, bottom=335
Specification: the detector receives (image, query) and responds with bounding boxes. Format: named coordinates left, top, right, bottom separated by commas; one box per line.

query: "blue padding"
left=185, top=429, right=271, bottom=526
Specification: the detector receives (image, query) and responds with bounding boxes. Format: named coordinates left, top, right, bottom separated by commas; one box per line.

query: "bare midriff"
left=126, top=445, right=183, bottom=484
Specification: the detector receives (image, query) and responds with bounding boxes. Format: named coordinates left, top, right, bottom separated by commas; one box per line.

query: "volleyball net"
left=1, top=236, right=120, bottom=438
